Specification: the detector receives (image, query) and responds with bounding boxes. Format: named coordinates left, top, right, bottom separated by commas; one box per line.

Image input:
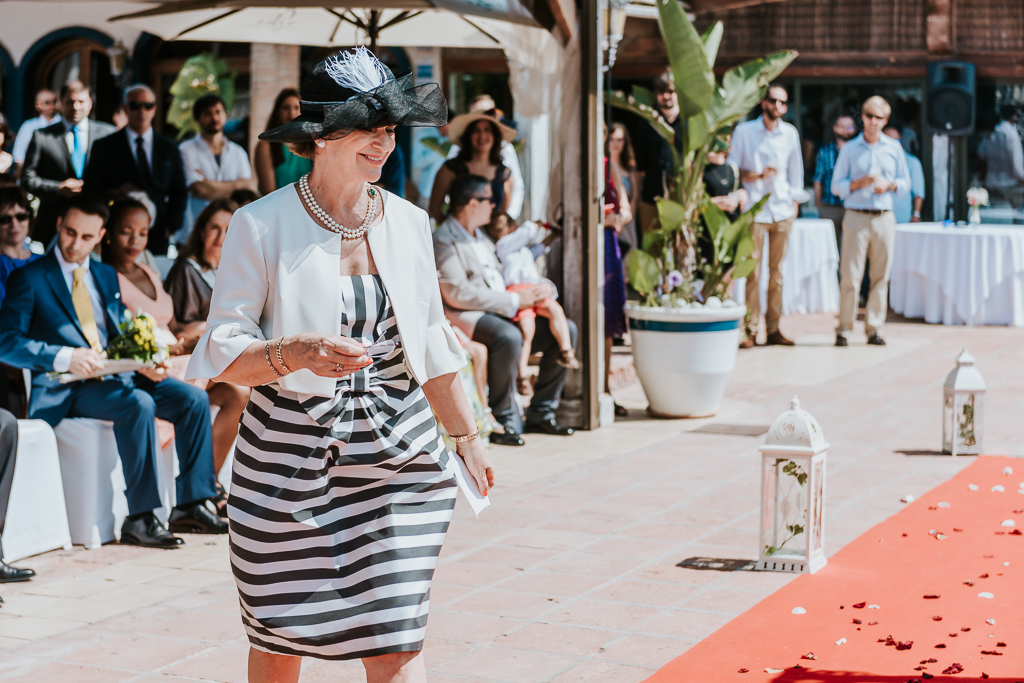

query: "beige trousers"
left=837, top=209, right=896, bottom=338
left=745, top=216, right=794, bottom=336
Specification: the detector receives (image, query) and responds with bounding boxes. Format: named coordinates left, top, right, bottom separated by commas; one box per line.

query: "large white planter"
left=626, top=302, right=745, bottom=418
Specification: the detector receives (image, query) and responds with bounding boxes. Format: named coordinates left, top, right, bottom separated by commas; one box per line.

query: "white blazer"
left=186, top=185, right=466, bottom=398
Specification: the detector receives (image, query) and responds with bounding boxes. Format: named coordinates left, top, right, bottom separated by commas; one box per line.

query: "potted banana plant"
left=612, top=1, right=796, bottom=417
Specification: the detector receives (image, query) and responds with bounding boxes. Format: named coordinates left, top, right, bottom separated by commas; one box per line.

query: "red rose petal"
left=949, top=633, right=958, bottom=637
left=996, top=642, right=1006, bottom=647
left=801, top=652, right=817, bottom=660
left=961, top=627, right=971, bottom=632
left=981, top=650, right=1003, bottom=655
left=738, top=668, right=749, bottom=673
left=942, top=663, right=965, bottom=674
left=869, top=621, right=879, bottom=625
left=932, top=615, right=942, bottom=621
left=980, top=573, right=990, bottom=578
left=934, top=643, right=946, bottom=648
left=983, top=673, right=990, bottom=679
left=927, top=658, right=938, bottom=662
left=953, top=528, right=963, bottom=532
left=853, top=601, right=867, bottom=608
left=964, top=580, right=975, bottom=586
left=853, top=619, right=862, bottom=624
left=923, top=595, right=940, bottom=599
left=897, top=641, right=914, bottom=650
left=1011, top=529, right=1022, bottom=535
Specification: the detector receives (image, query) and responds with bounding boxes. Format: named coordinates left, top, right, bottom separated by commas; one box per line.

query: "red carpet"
left=646, top=456, right=1024, bottom=682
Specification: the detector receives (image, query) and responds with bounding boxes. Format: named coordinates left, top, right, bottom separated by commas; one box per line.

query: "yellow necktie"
left=72, top=267, right=102, bottom=353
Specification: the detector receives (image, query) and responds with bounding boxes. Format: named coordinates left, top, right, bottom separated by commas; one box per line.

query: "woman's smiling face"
left=320, top=127, right=396, bottom=183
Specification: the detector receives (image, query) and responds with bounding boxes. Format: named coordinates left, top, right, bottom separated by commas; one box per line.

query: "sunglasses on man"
left=127, top=101, right=157, bottom=112
left=765, top=97, right=788, bottom=106
left=0, top=213, right=31, bottom=226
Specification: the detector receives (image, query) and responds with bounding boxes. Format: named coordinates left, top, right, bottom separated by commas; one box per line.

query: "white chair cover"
left=2, top=420, right=73, bottom=563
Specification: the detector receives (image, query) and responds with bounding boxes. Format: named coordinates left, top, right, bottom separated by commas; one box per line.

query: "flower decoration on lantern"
left=942, top=347, right=986, bottom=457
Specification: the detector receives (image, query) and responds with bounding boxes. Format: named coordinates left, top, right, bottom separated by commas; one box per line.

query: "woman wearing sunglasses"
left=0, top=187, right=41, bottom=304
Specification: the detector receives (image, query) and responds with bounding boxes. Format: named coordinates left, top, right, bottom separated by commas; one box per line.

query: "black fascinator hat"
left=259, top=47, right=447, bottom=143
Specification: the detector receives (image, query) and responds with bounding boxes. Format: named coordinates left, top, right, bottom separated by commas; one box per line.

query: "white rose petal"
left=901, top=495, right=916, bottom=503
left=867, top=604, right=881, bottom=609
left=938, top=501, right=951, bottom=508
left=978, top=592, right=994, bottom=599
left=1003, top=466, right=1014, bottom=476
left=791, top=607, right=806, bottom=614
left=1019, top=489, right=1024, bottom=495
left=987, top=618, right=996, bottom=625
left=969, top=484, right=979, bottom=491
left=1004, top=562, right=1010, bottom=566
left=1002, top=519, right=1016, bottom=527
left=929, top=530, right=937, bottom=535
left=835, top=638, right=847, bottom=645
left=992, top=485, right=1005, bottom=492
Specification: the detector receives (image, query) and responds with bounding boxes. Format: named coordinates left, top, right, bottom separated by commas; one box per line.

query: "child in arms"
left=485, top=213, right=580, bottom=396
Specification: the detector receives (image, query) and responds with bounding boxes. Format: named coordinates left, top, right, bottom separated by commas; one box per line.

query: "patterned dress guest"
left=186, top=49, right=493, bottom=683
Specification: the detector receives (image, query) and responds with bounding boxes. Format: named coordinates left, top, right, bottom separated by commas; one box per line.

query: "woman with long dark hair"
left=254, top=88, right=313, bottom=194
left=607, top=122, right=639, bottom=250
left=428, top=111, right=514, bottom=222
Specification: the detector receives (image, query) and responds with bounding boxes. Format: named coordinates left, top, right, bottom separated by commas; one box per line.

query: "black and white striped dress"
left=229, top=274, right=458, bottom=660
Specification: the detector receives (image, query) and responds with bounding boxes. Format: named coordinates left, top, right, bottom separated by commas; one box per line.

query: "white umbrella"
left=109, top=1, right=534, bottom=49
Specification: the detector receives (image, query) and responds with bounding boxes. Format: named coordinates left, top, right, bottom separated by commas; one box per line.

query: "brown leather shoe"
left=738, top=338, right=755, bottom=349
left=765, top=331, right=796, bottom=346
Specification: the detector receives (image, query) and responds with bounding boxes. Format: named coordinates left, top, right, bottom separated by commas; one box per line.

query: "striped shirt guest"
left=813, top=114, right=857, bottom=249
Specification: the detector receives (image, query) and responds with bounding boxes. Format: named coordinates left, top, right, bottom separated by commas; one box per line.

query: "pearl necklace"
left=299, top=173, right=377, bottom=240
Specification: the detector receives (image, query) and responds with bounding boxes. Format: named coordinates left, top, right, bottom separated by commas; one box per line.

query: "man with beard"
left=176, top=94, right=254, bottom=246
left=729, top=84, right=804, bottom=348
left=814, top=113, right=857, bottom=250
left=633, top=70, right=684, bottom=242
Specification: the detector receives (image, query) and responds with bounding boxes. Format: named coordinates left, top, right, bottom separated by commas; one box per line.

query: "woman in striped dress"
left=187, top=49, right=494, bottom=683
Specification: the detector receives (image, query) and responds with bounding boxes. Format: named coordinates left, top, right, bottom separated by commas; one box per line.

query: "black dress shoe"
left=0, top=561, right=34, bottom=583
left=523, top=417, right=574, bottom=436
left=490, top=429, right=525, bottom=447
left=121, top=512, right=184, bottom=549
left=867, top=333, right=887, bottom=346
left=168, top=502, right=229, bottom=535
left=835, top=335, right=848, bottom=347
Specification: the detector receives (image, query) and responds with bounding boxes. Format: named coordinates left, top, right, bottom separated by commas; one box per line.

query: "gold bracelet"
left=265, top=342, right=283, bottom=376
left=450, top=431, right=480, bottom=445
left=275, top=338, right=292, bottom=374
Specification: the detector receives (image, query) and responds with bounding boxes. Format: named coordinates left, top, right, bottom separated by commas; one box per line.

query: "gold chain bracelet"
left=276, top=338, right=292, bottom=374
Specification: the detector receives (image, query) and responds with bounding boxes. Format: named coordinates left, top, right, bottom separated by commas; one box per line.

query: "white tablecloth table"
left=889, top=222, right=1024, bottom=326
left=742, top=218, right=839, bottom=315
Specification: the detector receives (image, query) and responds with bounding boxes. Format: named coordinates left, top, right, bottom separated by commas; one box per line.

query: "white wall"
left=0, top=2, right=144, bottom=66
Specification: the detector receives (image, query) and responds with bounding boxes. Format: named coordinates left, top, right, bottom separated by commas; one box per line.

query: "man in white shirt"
left=0, top=196, right=226, bottom=547
left=447, top=94, right=526, bottom=220
left=978, top=105, right=1024, bottom=206
left=728, top=85, right=804, bottom=347
left=433, top=175, right=577, bottom=445
left=11, top=89, right=61, bottom=177
left=177, top=94, right=254, bottom=244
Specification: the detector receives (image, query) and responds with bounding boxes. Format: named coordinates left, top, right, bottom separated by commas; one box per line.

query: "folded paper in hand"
left=446, top=449, right=490, bottom=517
left=56, top=359, right=152, bottom=384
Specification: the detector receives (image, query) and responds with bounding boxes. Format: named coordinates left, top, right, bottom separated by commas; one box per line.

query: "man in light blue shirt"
left=831, top=96, right=910, bottom=347
left=11, top=89, right=62, bottom=176
left=883, top=125, right=925, bottom=223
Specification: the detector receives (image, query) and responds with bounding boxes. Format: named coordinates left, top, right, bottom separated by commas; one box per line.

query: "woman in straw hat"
left=186, top=48, right=494, bottom=683
left=428, top=111, right=516, bottom=223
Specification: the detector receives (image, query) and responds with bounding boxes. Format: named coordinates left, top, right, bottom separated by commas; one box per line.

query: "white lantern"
left=942, top=347, right=986, bottom=456
left=757, top=396, right=828, bottom=574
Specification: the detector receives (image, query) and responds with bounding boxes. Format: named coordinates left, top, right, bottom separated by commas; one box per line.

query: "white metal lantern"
left=757, top=396, right=828, bottom=574
left=942, top=347, right=986, bottom=456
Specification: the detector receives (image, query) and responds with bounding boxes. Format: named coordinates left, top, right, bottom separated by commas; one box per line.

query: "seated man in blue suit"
left=0, top=195, right=226, bottom=548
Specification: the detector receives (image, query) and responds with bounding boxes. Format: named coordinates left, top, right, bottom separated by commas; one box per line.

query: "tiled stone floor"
left=0, top=312, right=1022, bottom=681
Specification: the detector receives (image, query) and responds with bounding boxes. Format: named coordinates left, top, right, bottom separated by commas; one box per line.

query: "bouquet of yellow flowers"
left=106, top=310, right=165, bottom=363
left=50, top=310, right=167, bottom=383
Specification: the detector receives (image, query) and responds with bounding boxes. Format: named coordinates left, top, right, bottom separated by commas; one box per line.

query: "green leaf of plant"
left=610, top=90, right=675, bottom=147
left=642, top=229, right=666, bottom=255
left=687, top=113, right=710, bottom=154
left=656, top=0, right=715, bottom=118
left=731, top=257, right=758, bottom=279
left=701, top=21, right=724, bottom=68
left=657, top=199, right=686, bottom=232
left=627, top=249, right=661, bottom=295
left=631, top=84, right=655, bottom=109
left=706, top=50, right=798, bottom=134
left=797, top=472, right=808, bottom=486
left=701, top=200, right=728, bottom=245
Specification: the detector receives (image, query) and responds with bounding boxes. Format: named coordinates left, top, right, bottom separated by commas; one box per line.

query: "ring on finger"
left=335, top=363, right=343, bottom=372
